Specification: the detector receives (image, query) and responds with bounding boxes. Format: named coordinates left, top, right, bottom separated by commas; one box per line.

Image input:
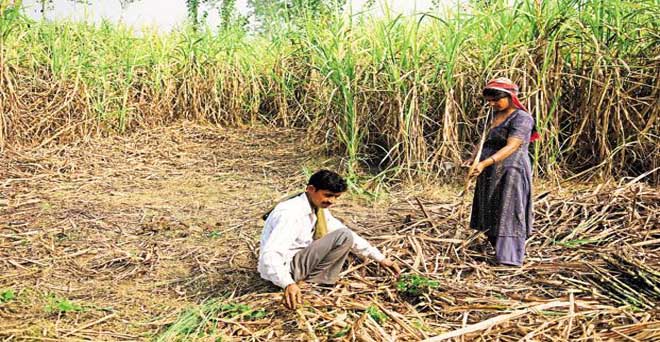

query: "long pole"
left=456, top=107, right=491, bottom=238
left=464, top=108, right=491, bottom=200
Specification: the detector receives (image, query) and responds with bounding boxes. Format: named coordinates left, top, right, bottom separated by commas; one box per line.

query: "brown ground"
left=1, top=123, right=658, bottom=341
left=0, top=123, right=328, bottom=339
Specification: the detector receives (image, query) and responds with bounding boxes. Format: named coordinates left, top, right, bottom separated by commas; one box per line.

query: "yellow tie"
left=314, top=207, right=328, bottom=240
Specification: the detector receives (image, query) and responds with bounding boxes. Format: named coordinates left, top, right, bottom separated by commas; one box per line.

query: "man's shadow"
left=181, top=262, right=280, bottom=301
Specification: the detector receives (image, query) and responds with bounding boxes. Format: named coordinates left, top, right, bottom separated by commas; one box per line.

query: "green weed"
left=412, top=318, right=433, bottom=332
left=219, top=303, right=267, bottom=320
left=397, top=274, right=440, bottom=297
left=332, top=326, right=351, bottom=338
left=156, top=299, right=268, bottom=341
left=45, top=295, right=83, bottom=314
left=0, top=289, right=16, bottom=303
left=366, top=305, right=387, bottom=324
left=207, top=230, right=222, bottom=238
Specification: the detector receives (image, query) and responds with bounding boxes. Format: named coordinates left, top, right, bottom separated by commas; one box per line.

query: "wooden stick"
left=374, top=302, right=424, bottom=340
left=62, top=313, right=117, bottom=337
left=297, top=307, right=319, bottom=342
left=457, top=108, right=491, bottom=235
left=415, top=197, right=434, bottom=229
left=366, top=315, right=395, bottom=342
left=421, top=301, right=571, bottom=342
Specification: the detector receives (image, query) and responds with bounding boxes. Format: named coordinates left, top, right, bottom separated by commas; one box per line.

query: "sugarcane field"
left=1, top=0, right=658, bottom=341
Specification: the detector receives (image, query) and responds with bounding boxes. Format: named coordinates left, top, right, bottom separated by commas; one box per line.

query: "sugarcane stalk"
left=456, top=108, right=491, bottom=240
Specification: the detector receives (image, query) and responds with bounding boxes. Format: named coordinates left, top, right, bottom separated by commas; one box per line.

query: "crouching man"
left=258, top=170, right=400, bottom=309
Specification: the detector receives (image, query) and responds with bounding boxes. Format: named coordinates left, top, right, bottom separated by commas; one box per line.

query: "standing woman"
left=469, top=78, right=539, bottom=266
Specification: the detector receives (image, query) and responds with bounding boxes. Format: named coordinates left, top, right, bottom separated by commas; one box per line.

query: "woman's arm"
left=469, top=136, right=524, bottom=177
left=489, top=136, right=524, bottom=165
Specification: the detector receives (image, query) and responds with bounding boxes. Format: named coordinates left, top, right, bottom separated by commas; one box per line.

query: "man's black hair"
left=308, top=170, right=347, bottom=193
left=482, top=88, right=510, bottom=99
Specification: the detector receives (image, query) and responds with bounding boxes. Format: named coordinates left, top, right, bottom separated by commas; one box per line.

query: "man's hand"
left=379, top=258, right=401, bottom=276
left=283, top=283, right=302, bottom=310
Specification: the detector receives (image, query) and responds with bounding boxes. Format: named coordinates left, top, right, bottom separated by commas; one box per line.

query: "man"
left=258, top=170, right=400, bottom=309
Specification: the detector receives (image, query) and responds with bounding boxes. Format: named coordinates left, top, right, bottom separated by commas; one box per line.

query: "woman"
left=469, top=78, right=538, bottom=266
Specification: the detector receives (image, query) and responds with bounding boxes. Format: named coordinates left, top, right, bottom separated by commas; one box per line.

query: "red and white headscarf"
left=484, top=77, right=540, bottom=142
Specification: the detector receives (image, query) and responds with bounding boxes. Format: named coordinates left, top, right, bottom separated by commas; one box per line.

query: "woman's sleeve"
left=509, top=112, right=534, bottom=141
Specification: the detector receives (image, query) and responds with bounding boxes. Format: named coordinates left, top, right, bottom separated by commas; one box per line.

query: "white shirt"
left=258, top=193, right=386, bottom=288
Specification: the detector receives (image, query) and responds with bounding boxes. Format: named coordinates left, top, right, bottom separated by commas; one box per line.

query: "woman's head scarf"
left=484, top=77, right=540, bottom=142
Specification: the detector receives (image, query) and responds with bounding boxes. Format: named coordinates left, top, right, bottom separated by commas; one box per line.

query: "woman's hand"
left=469, top=161, right=488, bottom=177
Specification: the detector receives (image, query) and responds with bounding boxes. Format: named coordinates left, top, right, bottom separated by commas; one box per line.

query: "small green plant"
left=366, top=305, right=387, bottom=324
left=396, top=274, right=439, bottom=297
left=208, top=230, right=222, bottom=238
left=412, top=319, right=433, bottom=332
left=156, top=299, right=268, bottom=341
left=45, top=296, right=83, bottom=314
left=219, top=303, right=266, bottom=320
left=1, top=289, right=15, bottom=303
left=248, top=309, right=268, bottom=320
left=332, top=326, right=351, bottom=338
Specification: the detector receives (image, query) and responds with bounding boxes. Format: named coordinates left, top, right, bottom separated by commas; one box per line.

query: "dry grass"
left=0, top=122, right=319, bottom=339
left=1, top=123, right=658, bottom=341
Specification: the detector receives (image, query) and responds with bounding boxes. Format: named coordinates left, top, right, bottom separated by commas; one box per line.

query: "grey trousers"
left=290, top=228, right=353, bottom=285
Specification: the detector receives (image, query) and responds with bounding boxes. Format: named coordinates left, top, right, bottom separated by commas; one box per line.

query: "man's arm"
left=326, top=210, right=400, bottom=274
left=260, top=211, right=299, bottom=288
left=261, top=210, right=307, bottom=310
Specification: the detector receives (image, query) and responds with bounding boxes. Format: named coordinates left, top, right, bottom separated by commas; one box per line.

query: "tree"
left=247, top=0, right=346, bottom=33
left=185, top=0, right=243, bottom=32
left=218, top=0, right=236, bottom=30
left=39, top=0, right=50, bottom=19
left=186, top=0, right=200, bottom=29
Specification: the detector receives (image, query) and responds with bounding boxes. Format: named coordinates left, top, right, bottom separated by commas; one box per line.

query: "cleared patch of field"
left=1, top=123, right=658, bottom=341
